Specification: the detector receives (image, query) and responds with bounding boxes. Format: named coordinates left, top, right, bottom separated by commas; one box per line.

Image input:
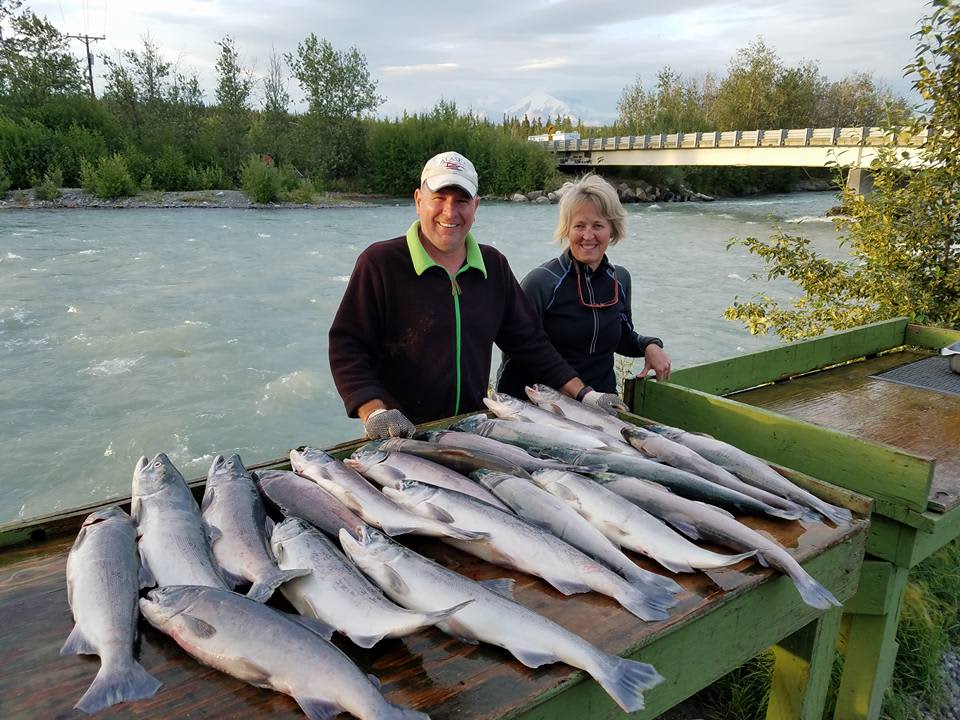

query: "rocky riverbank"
left=0, top=188, right=375, bottom=210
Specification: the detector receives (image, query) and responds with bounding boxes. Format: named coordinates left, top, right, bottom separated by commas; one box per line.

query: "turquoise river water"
left=0, top=192, right=848, bottom=523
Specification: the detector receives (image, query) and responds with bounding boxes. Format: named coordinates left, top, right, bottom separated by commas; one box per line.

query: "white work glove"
left=582, top=389, right=629, bottom=414
left=363, top=409, right=415, bottom=439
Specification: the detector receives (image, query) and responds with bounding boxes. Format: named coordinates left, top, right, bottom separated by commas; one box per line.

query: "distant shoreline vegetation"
left=0, top=4, right=907, bottom=203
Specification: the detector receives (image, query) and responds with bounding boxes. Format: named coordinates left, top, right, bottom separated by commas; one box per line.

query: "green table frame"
left=626, top=318, right=960, bottom=720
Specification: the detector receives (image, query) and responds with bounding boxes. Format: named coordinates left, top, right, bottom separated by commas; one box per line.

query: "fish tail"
left=764, top=505, right=804, bottom=521
left=615, top=585, right=671, bottom=622
left=247, top=567, right=311, bottom=603
left=705, top=549, right=756, bottom=568
left=816, top=502, right=854, bottom=527
left=794, top=572, right=841, bottom=610
left=593, top=654, right=664, bottom=713
left=621, top=565, right=684, bottom=597
left=74, top=658, right=162, bottom=714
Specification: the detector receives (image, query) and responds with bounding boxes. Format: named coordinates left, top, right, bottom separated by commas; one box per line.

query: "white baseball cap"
left=420, top=151, right=478, bottom=197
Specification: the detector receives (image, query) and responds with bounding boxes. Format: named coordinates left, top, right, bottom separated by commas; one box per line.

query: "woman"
left=497, top=174, right=671, bottom=401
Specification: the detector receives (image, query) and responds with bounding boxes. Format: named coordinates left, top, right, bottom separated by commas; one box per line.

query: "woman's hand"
left=638, top=344, right=672, bottom=381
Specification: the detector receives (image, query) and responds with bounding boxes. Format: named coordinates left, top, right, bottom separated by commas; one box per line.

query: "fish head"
left=289, top=446, right=334, bottom=475
left=139, top=585, right=204, bottom=628
left=450, top=414, right=488, bottom=433
left=270, top=516, right=312, bottom=552
left=133, top=453, right=186, bottom=497
left=483, top=393, right=525, bottom=418
left=347, top=447, right=389, bottom=473
left=381, top=479, right=436, bottom=508
left=338, top=525, right=405, bottom=575
left=524, top=384, right=559, bottom=405
left=81, top=505, right=130, bottom=529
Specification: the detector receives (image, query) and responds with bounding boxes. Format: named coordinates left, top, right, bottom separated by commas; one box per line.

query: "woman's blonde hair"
left=554, top=174, right=626, bottom=247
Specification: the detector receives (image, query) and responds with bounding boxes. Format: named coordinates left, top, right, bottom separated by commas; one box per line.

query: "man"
left=328, top=151, right=627, bottom=439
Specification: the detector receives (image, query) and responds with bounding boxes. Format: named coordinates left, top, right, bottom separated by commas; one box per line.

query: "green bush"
left=139, top=173, right=153, bottom=192
left=0, top=160, right=12, bottom=194
left=241, top=155, right=281, bottom=203
left=50, top=124, right=108, bottom=186
left=151, top=146, right=192, bottom=191
left=282, top=179, right=317, bottom=204
left=33, top=165, right=62, bottom=201
left=0, top=118, right=51, bottom=188
left=81, top=154, right=137, bottom=199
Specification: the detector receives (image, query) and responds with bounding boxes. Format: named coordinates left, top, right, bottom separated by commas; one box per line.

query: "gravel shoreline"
left=0, top=188, right=378, bottom=210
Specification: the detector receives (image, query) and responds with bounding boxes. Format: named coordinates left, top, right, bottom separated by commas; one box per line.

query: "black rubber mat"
left=871, top=355, right=960, bottom=396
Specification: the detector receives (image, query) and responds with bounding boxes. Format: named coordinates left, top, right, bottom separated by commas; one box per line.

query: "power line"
left=66, top=33, right=106, bottom=97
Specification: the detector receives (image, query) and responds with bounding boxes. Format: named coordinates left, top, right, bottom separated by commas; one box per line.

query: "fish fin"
left=801, top=510, right=823, bottom=524
left=652, top=555, right=696, bottom=574
left=755, top=551, right=771, bottom=568
left=419, top=502, right=456, bottom=524
left=232, top=657, right=273, bottom=686
left=692, top=500, right=735, bottom=519
left=438, top=617, right=482, bottom=644
left=599, top=521, right=630, bottom=540
left=137, top=545, right=154, bottom=586
left=367, top=673, right=381, bottom=689
left=667, top=517, right=702, bottom=540
left=348, top=632, right=387, bottom=649
left=293, top=696, right=341, bottom=720
left=73, top=660, right=162, bottom=714
left=285, top=612, right=335, bottom=641
left=264, top=514, right=275, bottom=536
left=379, top=523, right=418, bottom=537
left=818, top=503, right=854, bottom=527
left=542, top=576, right=592, bottom=596
left=765, top=505, right=803, bottom=521
left=594, top=655, right=664, bottom=713
left=615, top=586, right=671, bottom=622
left=138, top=560, right=156, bottom=590
left=181, top=613, right=217, bottom=639
left=200, top=485, right=215, bottom=512
left=341, top=490, right=366, bottom=514
left=794, top=573, right=841, bottom=610
left=478, top=578, right=515, bottom=599
left=203, top=521, right=222, bottom=548
left=219, top=567, right=245, bottom=589
left=422, top=599, right=475, bottom=624
left=247, top=568, right=311, bottom=603
left=130, top=497, right=141, bottom=524
left=548, top=483, right=580, bottom=504
left=443, top=526, right=489, bottom=541
left=380, top=564, right=411, bottom=596
left=509, top=646, right=561, bottom=669
left=60, top=624, right=97, bottom=656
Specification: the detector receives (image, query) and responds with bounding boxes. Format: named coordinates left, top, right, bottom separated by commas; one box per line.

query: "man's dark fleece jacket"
left=328, top=223, right=578, bottom=425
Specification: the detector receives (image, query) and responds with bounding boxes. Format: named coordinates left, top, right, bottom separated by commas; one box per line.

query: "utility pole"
left=66, top=34, right=105, bottom=97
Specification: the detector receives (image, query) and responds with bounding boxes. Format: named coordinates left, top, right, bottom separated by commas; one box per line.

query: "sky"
left=35, top=0, right=926, bottom=124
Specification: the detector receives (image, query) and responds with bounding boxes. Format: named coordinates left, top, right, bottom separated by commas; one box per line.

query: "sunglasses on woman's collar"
left=574, top=260, right=619, bottom=308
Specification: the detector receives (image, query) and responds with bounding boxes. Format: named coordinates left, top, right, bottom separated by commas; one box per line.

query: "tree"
left=285, top=34, right=383, bottom=118
left=725, top=1, right=960, bottom=339
left=0, top=2, right=83, bottom=110
left=211, top=35, right=253, bottom=182
left=617, top=67, right=715, bottom=134
left=711, top=38, right=782, bottom=130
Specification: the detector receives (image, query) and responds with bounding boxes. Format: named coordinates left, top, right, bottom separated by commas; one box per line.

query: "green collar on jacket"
left=405, top=221, right=487, bottom=278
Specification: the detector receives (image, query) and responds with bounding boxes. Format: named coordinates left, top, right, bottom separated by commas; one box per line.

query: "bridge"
left=531, top=127, right=929, bottom=194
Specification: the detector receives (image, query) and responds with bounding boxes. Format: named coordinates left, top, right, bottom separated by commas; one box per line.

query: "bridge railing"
left=534, top=127, right=928, bottom=153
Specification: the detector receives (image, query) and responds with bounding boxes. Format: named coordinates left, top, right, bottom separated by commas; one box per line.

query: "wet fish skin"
left=61, top=506, right=161, bottom=713
left=473, top=469, right=682, bottom=602
left=453, top=414, right=609, bottom=453
left=531, top=469, right=757, bottom=573
left=271, top=517, right=472, bottom=648
left=132, top=453, right=229, bottom=589
left=290, top=447, right=485, bottom=541
left=383, top=480, right=671, bottom=621
left=595, top=472, right=841, bottom=609
left=347, top=446, right=512, bottom=511
left=484, top=393, right=634, bottom=453
left=647, top=424, right=853, bottom=527
left=366, top=436, right=534, bottom=479
left=525, top=384, right=632, bottom=439
left=201, top=454, right=309, bottom=602
left=418, top=429, right=597, bottom=473
left=341, top=526, right=663, bottom=713
left=140, top=585, right=429, bottom=720
left=253, top=468, right=367, bottom=539
left=535, top=446, right=789, bottom=518
left=621, top=427, right=805, bottom=520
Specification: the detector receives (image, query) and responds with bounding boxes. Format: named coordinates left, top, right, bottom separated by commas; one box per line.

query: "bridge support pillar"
left=845, top=168, right=874, bottom=196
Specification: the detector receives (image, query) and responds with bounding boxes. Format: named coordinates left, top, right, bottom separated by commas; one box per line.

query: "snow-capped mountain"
left=504, top=92, right=577, bottom=122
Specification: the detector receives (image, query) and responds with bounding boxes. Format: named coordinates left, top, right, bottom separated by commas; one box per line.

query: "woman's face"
left=567, top=200, right=611, bottom=271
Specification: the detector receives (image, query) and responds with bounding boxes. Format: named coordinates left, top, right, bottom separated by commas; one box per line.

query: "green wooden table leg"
left=833, top=564, right=910, bottom=720
left=766, top=607, right=843, bottom=720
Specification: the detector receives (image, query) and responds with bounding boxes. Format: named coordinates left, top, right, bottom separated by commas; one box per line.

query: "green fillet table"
left=626, top=317, right=960, bottom=720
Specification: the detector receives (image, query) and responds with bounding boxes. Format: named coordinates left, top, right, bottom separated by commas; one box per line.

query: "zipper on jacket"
left=450, top=269, right=465, bottom=416
left=583, top=266, right=600, bottom=353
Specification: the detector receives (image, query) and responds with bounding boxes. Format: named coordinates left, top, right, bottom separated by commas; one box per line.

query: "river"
left=0, top=192, right=847, bottom=523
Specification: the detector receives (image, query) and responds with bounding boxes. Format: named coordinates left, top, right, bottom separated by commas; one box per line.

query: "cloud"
left=517, top=58, right=571, bottom=71
left=383, top=63, right=461, bottom=75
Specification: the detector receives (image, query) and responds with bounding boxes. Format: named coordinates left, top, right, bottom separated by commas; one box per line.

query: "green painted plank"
left=766, top=607, right=843, bottom=720
left=834, top=568, right=909, bottom=720
left=864, top=516, right=919, bottom=567
left=635, top=381, right=933, bottom=513
left=668, top=318, right=908, bottom=395
left=908, top=505, right=960, bottom=567
left=512, top=531, right=866, bottom=720
left=904, top=323, right=960, bottom=350
left=844, top=561, right=902, bottom=615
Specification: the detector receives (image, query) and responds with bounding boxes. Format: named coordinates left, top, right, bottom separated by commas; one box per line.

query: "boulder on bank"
left=510, top=192, right=529, bottom=203
left=526, top=190, right=546, bottom=201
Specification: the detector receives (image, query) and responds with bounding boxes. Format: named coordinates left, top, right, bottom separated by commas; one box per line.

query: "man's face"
left=414, top=185, right=480, bottom=257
